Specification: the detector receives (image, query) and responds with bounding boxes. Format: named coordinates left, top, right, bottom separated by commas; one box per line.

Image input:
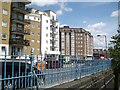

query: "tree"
left=108, top=29, right=120, bottom=90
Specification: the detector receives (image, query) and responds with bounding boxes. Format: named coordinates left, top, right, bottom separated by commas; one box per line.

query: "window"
left=27, top=16, right=29, bottom=19
left=2, top=46, right=6, bottom=55
left=12, top=12, right=17, bottom=19
left=12, top=23, right=16, bottom=31
left=2, top=34, right=7, bottom=39
left=34, top=17, right=36, bottom=20
left=46, top=20, right=48, bottom=23
left=38, top=33, right=40, bottom=35
left=2, top=21, right=7, bottom=27
left=31, top=40, right=35, bottom=43
left=32, top=25, right=35, bottom=28
left=46, top=34, right=48, bottom=37
left=37, top=40, right=40, bottom=43
left=18, top=24, right=23, bottom=31
left=38, top=25, right=40, bottom=28
left=3, top=9, right=8, bottom=15
left=32, top=32, right=35, bottom=35
left=46, top=27, right=48, bottom=30
left=18, top=14, right=23, bottom=21
left=46, top=47, right=48, bottom=50
left=46, top=40, right=48, bottom=44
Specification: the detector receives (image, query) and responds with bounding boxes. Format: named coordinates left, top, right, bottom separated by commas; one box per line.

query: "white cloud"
left=30, top=0, right=60, bottom=7
left=85, top=22, right=108, bottom=49
left=29, top=1, right=72, bottom=16
left=111, top=10, right=118, bottom=17
left=87, top=22, right=106, bottom=32
left=56, top=2, right=72, bottom=15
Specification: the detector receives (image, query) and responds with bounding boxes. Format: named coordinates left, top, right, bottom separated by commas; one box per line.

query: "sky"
left=27, top=0, right=119, bottom=49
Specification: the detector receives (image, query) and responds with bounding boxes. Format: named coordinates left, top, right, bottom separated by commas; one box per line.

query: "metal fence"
left=0, top=51, right=112, bottom=90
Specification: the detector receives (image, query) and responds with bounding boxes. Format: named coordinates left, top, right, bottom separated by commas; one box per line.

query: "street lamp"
left=97, top=35, right=107, bottom=59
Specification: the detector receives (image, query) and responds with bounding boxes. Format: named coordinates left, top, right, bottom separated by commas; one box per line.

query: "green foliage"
left=108, top=30, right=120, bottom=72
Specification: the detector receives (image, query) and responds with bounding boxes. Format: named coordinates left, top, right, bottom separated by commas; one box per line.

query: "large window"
left=2, top=34, right=7, bottom=40
left=11, top=23, right=17, bottom=31
left=12, top=12, right=17, bottom=19
left=18, top=14, right=23, bottom=21
left=2, top=46, right=6, bottom=55
left=18, top=24, right=23, bottom=31
left=2, top=21, right=7, bottom=27
left=3, top=9, right=8, bottom=15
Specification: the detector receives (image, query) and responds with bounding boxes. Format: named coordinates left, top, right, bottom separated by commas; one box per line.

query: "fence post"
left=12, top=48, right=15, bottom=90
left=75, top=56, right=78, bottom=80
left=18, top=49, right=21, bottom=89
left=25, top=54, right=27, bottom=88
left=29, top=48, right=34, bottom=89
left=4, top=49, right=6, bottom=89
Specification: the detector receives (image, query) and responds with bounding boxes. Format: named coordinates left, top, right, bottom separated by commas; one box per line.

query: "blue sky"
left=28, top=1, right=118, bottom=49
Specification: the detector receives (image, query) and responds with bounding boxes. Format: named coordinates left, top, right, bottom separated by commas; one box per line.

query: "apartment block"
left=0, top=1, right=11, bottom=55
left=25, top=8, right=60, bottom=57
left=0, top=0, right=31, bottom=56
left=60, top=26, right=93, bottom=59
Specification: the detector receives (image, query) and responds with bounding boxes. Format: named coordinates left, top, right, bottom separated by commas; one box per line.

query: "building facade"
left=0, top=0, right=31, bottom=56
left=25, top=8, right=60, bottom=58
left=60, top=26, right=93, bottom=59
left=0, top=1, right=11, bottom=56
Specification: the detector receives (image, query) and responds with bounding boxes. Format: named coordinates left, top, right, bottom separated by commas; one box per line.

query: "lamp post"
left=97, top=35, right=107, bottom=59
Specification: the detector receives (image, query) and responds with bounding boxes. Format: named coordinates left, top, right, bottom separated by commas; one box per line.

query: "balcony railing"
left=11, top=29, right=30, bottom=35
left=12, top=6, right=30, bottom=14
left=10, top=39, right=30, bottom=46
left=11, top=17, right=30, bottom=25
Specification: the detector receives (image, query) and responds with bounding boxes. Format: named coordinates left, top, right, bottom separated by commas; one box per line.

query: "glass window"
left=3, top=9, right=8, bottom=15
left=46, top=40, right=48, bottom=44
left=2, top=34, right=7, bottom=39
left=18, top=24, right=23, bottom=31
left=38, top=33, right=40, bottom=35
left=46, top=34, right=48, bottom=37
left=32, top=32, right=35, bottom=35
left=46, top=20, right=48, bottom=23
left=32, top=25, right=35, bottom=28
left=31, top=40, right=35, bottom=43
left=2, top=21, right=7, bottom=27
left=37, top=40, right=40, bottom=43
left=18, top=14, right=23, bottom=21
left=12, top=12, right=17, bottom=19
left=19, top=3, right=25, bottom=9
left=12, top=23, right=16, bottom=31
left=46, top=27, right=48, bottom=30
left=2, top=46, right=6, bottom=55
left=11, top=34, right=16, bottom=39
left=34, top=17, right=36, bottom=20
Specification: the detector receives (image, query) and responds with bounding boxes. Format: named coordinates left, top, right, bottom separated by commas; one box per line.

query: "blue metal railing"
left=0, top=51, right=112, bottom=89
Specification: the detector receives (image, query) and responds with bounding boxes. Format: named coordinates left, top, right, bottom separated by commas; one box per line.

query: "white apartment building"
left=25, top=8, right=60, bottom=57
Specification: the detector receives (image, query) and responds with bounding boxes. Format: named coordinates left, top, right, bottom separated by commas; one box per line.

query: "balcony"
left=12, top=6, right=30, bottom=14
left=10, top=39, right=30, bottom=46
left=11, top=17, right=30, bottom=25
left=50, top=19, right=58, bottom=23
left=11, top=29, right=30, bottom=35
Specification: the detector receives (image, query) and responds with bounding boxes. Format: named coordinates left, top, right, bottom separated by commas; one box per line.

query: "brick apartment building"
left=0, top=0, right=31, bottom=56
left=59, top=26, right=93, bottom=59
